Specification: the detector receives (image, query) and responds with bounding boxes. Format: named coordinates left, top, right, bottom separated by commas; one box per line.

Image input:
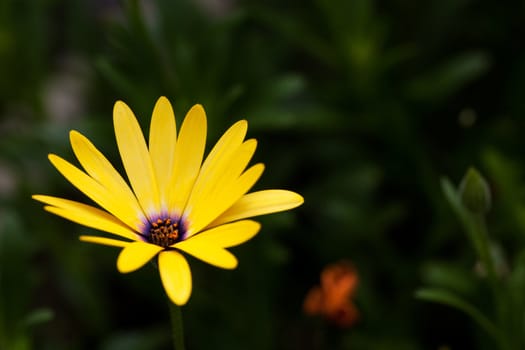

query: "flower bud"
left=459, top=167, right=491, bottom=214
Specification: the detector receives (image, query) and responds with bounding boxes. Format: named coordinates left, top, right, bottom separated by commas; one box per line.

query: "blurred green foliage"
left=2, top=0, right=525, bottom=349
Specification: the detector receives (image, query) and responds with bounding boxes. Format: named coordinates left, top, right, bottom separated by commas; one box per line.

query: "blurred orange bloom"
left=303, top=260, right=359, bottom=328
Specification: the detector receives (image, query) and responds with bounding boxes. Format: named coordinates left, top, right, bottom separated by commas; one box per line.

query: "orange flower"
left=303, top=261, right=359, bottom=328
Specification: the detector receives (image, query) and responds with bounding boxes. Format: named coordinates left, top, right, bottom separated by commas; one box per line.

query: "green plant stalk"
left=445, top=178, right=498, bottom=289
left=168, top=301, right=185, bottom=350
left=443, top=177, right=497, bottom=294
left=471, top=214, right=498, bottom=292
left=471, top=214, right=513, bottom=350
left=442, top=178, right=510, bottom=349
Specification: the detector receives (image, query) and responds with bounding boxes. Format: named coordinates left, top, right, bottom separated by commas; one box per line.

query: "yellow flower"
left=33, top=97, right=303, bottom=305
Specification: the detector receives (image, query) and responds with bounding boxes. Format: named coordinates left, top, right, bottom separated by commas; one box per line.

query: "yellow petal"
left=79, top=235, right=131, bottom=247
left=114, top=101, right=161, bottom=216
left=33, top=195, right=138, bottom=240
left=186, top=163, right=265, bottom=236
left=48, top=154, right=143, bottom=230
left=219, top=139, right=258, bottom=187
left=173, top=220, right=261, bottom=269
left=184, top=120, right=247, bottom=215
left=193, top=120, right=247, bottom=189
left=210, top=190, right=304, bottom=226
left=182, top=140, right=256, bottom=234
left=178, top=220, right=261, bottom=248
left=175, top=220, right=260, bottom=269
left=158, top=250, right=192, bottom=305
left=116, top=241, right=164, bottom=273
left=176, top=242, right=238, bottom=269
left=69, top=130, right=144, bottom=226
left=167, top=104, right=207, bottom=216
left=149, top=97, right=177, bottom=209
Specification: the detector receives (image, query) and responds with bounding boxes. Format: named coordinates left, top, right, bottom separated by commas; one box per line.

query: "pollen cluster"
left=148, top=218, right=180, bottom=247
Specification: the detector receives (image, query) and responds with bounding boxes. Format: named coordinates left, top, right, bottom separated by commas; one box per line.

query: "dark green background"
left=1, top=0, right=525, bottom=349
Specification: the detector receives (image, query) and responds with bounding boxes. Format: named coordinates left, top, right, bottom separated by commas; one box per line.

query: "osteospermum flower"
left=33, top=97, right=303, bottom=305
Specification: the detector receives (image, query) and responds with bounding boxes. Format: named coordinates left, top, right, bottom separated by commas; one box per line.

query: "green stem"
left=168, top=301, right=185, bottom=350
left=472, top=214, right=512, bottom=350
left=442, top=178, right=511, bottom=349
left=472, top=214, right=498, bottom=293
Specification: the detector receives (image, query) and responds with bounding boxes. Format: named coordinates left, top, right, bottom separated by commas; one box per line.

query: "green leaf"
left=415, top=288, right=500, bottom=340
left=406, top=52, right=490, bottom=102
left=483, top=149, right=525, bottom=234
left=100, top=328, right=170, bottom=350
left=22, top=308, right=54, bottom=328
left=420, top=261, right=476, bottom=295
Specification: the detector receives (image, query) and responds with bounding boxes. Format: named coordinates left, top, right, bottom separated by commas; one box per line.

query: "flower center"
left=147, top=218, right=181, bottom=247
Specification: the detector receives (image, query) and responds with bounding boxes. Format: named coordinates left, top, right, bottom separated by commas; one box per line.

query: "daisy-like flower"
left=33, top=97, right=303, bottom=305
